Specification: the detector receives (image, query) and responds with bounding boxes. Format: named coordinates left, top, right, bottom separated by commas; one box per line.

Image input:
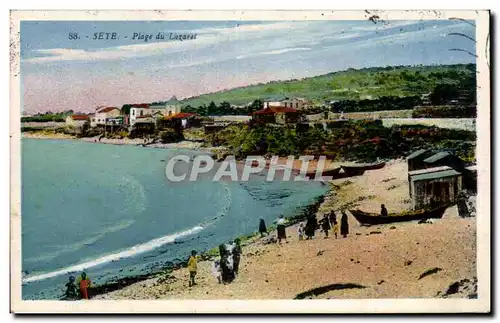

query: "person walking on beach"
left=332, top=214, right=339, bottom=239
left=259, top=219, right=268, bottom=237
left=188, top=250, right=198, bottom=287
left=329, top=211, right=336, bottom=227
left=320, top=214, right=331, bottom=239
left=380, top=204, right=388, bottom=217
left=219, top=244, right=232, bottom=284
left=297, top=223, right=305, bottom=241
left=276, top=215, right=288, bottom=244
left=341, top=210, right=349, bottom=238
left=77, top=272, right=91, bottom=300
left=305, top=214, right=317, bottom=240
left=233, top=238, right=242, bottom=275
left=64, top=276, right=78, bottom=300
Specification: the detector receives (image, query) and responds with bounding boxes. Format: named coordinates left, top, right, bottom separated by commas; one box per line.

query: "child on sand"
left=188, top=250, right=198, bottom=287
left=64, top=276, right=78, bottom=300
left=332, top=216, right=339, bottom=239
left=211, top=259, right=222, bottom=284
left=297, top=223, right=304, bottom=241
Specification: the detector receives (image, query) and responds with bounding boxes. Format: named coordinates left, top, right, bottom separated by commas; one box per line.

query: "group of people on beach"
left=63, top=271, right=92, bottom=300
left=300, top=210, right=349, bottom=240
left=187, top=238, right=243, bottom=287
left=258, top=210, right=350, bottom=244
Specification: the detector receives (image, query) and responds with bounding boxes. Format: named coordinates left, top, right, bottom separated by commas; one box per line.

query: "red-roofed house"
left=95, top=107, right=120, bottom=126
left=65, top=114, right=90, bottom=131
left=158, top=112, right=200, bottom=129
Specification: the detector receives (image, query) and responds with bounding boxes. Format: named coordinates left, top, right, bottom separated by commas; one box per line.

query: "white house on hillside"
left=164, top=104, right=182, bottom=116
left=263, top=98, right=311, bottom=110
left=95, top=107, right=121, bottom=126
left=129, top=103, right=182, bottom=126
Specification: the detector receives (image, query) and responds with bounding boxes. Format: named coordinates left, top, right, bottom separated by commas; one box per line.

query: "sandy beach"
left=95, top=160, right=477, bottom=300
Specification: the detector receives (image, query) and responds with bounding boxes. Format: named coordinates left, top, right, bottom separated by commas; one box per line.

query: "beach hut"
left=423, top=151, right=465, bottom=170
left=406, top=149, right=434, bottom=171
left=408, top=166, right=463, bottom=209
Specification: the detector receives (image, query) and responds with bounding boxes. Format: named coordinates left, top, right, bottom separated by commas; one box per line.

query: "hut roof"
left=423, top=151, right=453, bottom=164
left=411, top=168, right=461, bottom=182
left=466, top=165, right=477, bottom=173
left=408, top=166, right=452, bottom=177
left=406, top=149, right=431, bottom=160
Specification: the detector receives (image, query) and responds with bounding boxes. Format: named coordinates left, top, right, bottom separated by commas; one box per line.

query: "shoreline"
left=21, top=132, right=211, bottom=152
left=94, top=159, right=477, bottom=300
left=86, top=191, right=329, bottom=299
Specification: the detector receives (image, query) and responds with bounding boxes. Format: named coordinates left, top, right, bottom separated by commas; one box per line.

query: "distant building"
left=130, top=116, right=156, bottom=136
left=65, top=114, right=90, bottom=134
left=129, top=103, right=182, bottom=126
left=162, top=112, right=199, bottom=129
left=95, top=107, right=120, bottom=126
left=408, top=166, right=463, bottom=209
left=263, top=97, right=312, bottom=110
left=165, top=105, right=182, bottom=116
left=89, top=114, right=96, bottom=128
left=252, top=106, right=301, bottom=124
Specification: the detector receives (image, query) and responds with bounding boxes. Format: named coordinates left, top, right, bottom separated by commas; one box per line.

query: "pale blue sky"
left=21, top=20, right=476, bottom=113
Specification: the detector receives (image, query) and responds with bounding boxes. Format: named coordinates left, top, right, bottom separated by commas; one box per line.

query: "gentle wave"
left=22, top=225, right=204, bottom=284
left=24, top=220, right=137, bottom=264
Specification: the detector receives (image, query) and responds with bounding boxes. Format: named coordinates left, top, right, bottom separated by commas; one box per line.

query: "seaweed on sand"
left=418, top=267, right=442, bottom=280
left=294, top=283, right=366, bottom=299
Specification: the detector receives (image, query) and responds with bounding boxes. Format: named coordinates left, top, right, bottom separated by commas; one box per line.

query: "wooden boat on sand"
left=341, top=162, right=386, bottom=175
left=304, top=167, right=342, bottom=180
left=349, top=204, right=449, bottom=225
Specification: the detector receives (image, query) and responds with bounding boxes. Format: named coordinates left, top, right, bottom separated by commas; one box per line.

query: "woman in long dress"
left=259, top=219, right=268, bottom=237
left=219, top=244, right=229, bottom=283
left=232, top=238, right=242, bottom=275
left=341, top=210, right=349, bottom=238
left=276, top=215, right=287, bottom=244
left=304, top=215, right=316, bottom=240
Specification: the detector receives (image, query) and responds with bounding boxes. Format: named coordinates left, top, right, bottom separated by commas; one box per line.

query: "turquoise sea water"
left=21, top=139, right=327, bottom=299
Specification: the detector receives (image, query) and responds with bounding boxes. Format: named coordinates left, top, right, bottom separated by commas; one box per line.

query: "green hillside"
left=177, top=64, right=475, bottom=108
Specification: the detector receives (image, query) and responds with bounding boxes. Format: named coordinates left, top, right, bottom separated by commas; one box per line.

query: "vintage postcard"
left=10, top=10, right=490, bottom=313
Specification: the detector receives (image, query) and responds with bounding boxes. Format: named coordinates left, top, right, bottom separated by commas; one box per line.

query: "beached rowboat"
left=349, top=204, right=449, bottom=225
left=304, top=167, right=342, bottom=180
left=341, top=162, right=386, bottom=175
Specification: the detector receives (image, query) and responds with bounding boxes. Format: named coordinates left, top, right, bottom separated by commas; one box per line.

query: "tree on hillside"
left=121, top=104, right=134, bottom=116
left=183, top=105, right=197, bottom=113
left=220, top=101, right=232, bottom=115
left=207, top=101, right=218, bottom=115
left=247, top=99, right=263, bottom=114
